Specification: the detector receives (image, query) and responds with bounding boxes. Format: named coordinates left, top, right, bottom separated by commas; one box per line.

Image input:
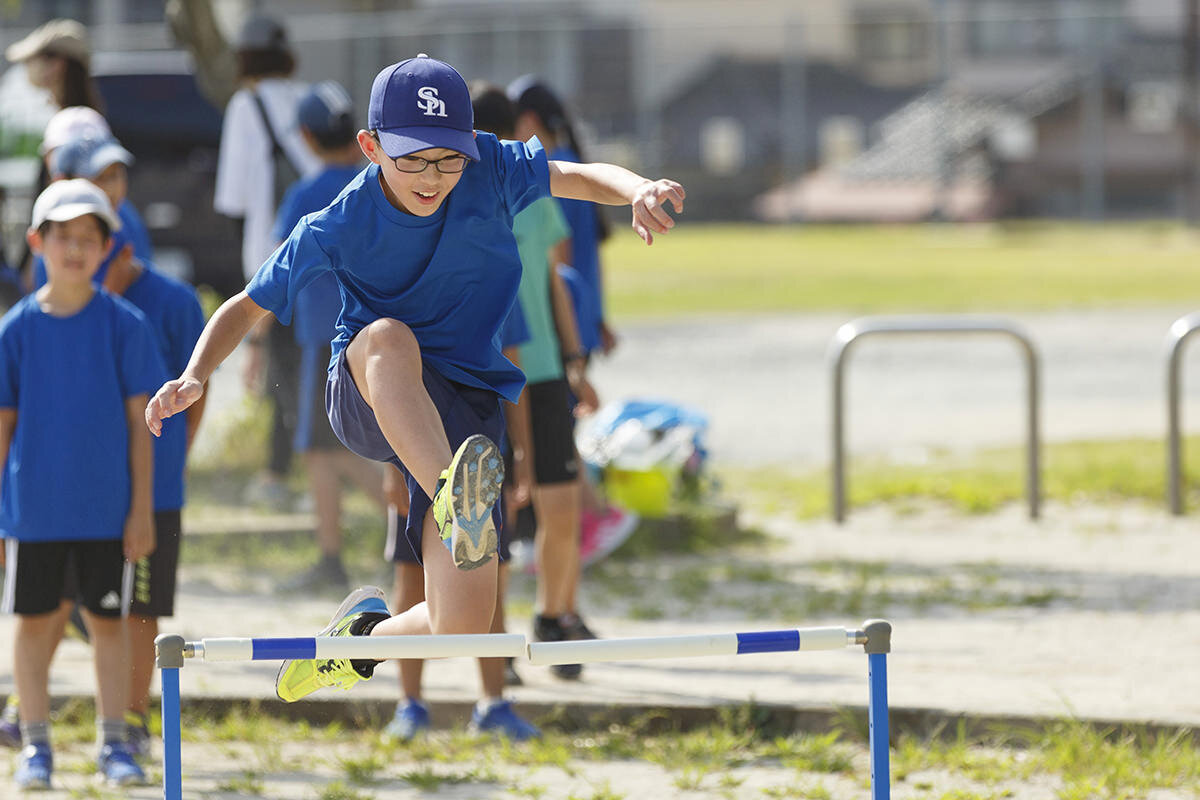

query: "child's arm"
left=145, top=290, right=270, bottom=436
left=549, top=261, right=598, bottom=415
left=548, top=161, right=685, bottom=245
left=124, top=394, right=155, bottom=562
left=501, top=347, right=534, bottom=510
left=0, top=408, right=14, bottom=568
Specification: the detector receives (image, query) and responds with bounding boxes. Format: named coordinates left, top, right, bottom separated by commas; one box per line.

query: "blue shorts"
left=326, top=349, right=506, bottom=565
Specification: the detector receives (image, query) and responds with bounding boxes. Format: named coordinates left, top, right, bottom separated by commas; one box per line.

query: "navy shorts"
left=327, top=348, right=506, bottom=565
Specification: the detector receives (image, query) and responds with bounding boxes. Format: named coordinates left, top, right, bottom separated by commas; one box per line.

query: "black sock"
left=348, top=612, right=391, bottom=675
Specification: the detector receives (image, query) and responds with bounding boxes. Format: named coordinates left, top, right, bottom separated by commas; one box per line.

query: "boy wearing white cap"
left=44, top=134, right=208, bottom=755
left=145, top=55, right=684, bottom=705
left=0, top=180, right=163, bottom=789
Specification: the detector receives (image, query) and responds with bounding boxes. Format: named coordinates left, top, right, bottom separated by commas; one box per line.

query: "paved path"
left=589, top=308, right=1200, bottom=466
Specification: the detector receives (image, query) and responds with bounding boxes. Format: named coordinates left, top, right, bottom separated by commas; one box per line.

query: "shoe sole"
left=274, top=586, right=388, bottom=701
left=445, top=434, right=502, bottom=571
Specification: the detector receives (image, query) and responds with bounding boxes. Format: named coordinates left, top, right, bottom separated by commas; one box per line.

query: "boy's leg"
left=477, top=563, right=508, bottom=699
left=533, top=482, right=583, bottom=618
left=468, top=560, right=539, bottom=742
left=370, top=512, right=497, bottom=637
left=336, top=450, right=387, bottom=509
left=345, top=318, right=452, bottom=498
left=392, top=560, right=426, bottom=698
left=82, top=611, right=129, bottom=726
left=382, top=559, right=431, bottom=742
left=13, top=613, right=58, bottom=725
left=127, top=615, right=157, bottom=717
left=344, top=319, right=502, bottom=570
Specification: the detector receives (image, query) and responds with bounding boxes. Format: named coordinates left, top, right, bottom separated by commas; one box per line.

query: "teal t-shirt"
left=513, top=197, right=571, bottom=384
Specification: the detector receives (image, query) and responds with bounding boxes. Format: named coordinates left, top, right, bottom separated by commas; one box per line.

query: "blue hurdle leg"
left=161, top=665, right=182, bottom=800
left=868, top=652, right=890, bottom=800
left=156, top=634, right=187, bottom=800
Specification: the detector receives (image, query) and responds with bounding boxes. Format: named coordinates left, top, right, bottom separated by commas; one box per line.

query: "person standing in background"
left=213, top=14, right=319, bottom=510
left=4, top=19, right=102, bottom=113
left=4, top=19, right=107, bottom=287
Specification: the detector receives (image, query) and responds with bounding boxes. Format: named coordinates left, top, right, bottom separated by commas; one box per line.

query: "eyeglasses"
left=372, top=134, right=469, bottom=174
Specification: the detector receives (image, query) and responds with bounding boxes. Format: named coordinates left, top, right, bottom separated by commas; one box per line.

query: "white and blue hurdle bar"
left=155, top=619, right=893, bottom=800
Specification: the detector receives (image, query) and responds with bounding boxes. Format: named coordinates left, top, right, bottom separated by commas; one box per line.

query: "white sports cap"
left=5, top=19, right=90, bottom=67
left=40, top=106, right=111, bottom=155
left=31, top=178, right=121, bottom=232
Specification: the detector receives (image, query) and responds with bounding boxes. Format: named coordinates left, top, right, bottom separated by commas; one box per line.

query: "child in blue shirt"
left=0, top=180, right=162, bottom=789
left=32, top=134, right=209, bottom=755
left=144, top=54, right=684, bottom=704
left=269, top=81, right=386, bottom=592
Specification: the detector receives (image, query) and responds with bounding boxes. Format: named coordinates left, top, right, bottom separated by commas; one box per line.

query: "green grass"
left=8, top=705, right=1194, bottom=798
left=719, top=435, right=1200, bottom=519
left=603, top=222, right=1200, bottom=318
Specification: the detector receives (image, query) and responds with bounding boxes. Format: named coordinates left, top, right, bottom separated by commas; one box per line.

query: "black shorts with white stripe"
left=2, top=538, right=130, bottom=617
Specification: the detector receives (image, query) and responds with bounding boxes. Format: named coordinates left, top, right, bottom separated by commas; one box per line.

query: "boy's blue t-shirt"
left=122, top=267, right=206, bottom=511
left=119, top=199, right=154, bottom=265
left=549, top=145, right=603, bottom=353
left=247, top=133, right=550, bottom=403
left=272, top=164, right=363, bottom=348
left=32, top=201, right=154, bottom=290
left=0, top=291, right=164, bottom=542
left=501, top=299, right=530, bottom=349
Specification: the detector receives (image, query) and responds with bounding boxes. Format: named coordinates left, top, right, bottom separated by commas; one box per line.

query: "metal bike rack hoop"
left=828, top=315, right=1041, bottom=523
left=1165, top=311, right=1200, bottom=515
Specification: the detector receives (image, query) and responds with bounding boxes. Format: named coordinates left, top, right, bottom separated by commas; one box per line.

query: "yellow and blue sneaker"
left=431, top=434, right=503, bottom=570
left=275, top=586, right=391, bottom=703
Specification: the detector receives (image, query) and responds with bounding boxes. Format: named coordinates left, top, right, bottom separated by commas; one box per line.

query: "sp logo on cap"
left=417, top=86, right=448, bottom=118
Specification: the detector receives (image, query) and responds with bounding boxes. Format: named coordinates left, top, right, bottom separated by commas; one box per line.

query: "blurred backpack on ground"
left=577, top=399, right=710, bottom=517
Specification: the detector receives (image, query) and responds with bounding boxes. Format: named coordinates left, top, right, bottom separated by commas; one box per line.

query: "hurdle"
left=155, top=619, right=892, bottom=799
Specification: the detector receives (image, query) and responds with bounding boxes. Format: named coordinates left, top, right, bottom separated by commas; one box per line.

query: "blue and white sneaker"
left=14, top=742, right=52, bottom=790
left=382, top=699, right=430, bottom=742
left=97, top=741, right=146, bottom=786
left=432, top=435, right=503, bottom=570
left=469, top=700, right=540, bottom=742
left=275, top=587, right=391, bottom=703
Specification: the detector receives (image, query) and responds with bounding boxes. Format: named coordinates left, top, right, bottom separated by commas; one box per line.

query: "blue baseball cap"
left=298, top=81, right=354, bottom=138
left=50, top=136, right=133, bottom=180
left=367, top=54, right=478, bottom=161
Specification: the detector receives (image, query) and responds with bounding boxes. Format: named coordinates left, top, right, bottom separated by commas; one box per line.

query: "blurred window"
left=855, top=4, right=929, bottom=63
left=966, top=0, right=1126, bottom=56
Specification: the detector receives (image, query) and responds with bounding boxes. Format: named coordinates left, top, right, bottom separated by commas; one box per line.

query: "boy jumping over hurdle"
left=144, top=54, right=683, bottom=702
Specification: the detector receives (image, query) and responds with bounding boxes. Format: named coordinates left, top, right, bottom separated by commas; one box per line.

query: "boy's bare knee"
left=362, top=318, right=420, bottom=361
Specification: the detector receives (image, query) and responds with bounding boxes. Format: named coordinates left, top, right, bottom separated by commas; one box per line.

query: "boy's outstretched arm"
left=145, top=290, right=270, bottom=436
left=548, top=161, right=685, bottom=245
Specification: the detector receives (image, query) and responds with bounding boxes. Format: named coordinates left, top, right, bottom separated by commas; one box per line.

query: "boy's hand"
left=631, top=179, right=685, bottom=245
left=568, top=369, right=600, bottom=418
left=124, top=511, right=155, bottom=563
left=506, top=449, right=533, bottom=511
left=146, top=377, right=204, bottom=436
